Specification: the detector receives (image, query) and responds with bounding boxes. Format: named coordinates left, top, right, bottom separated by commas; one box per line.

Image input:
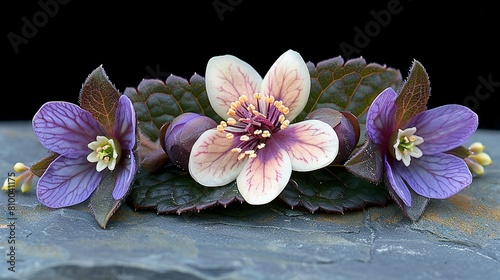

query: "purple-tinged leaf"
left=79, top=65, right=121, bottom=133
left=394, top=60, right=430, bottom=129
left=37, top=156, right=104, bottom=208
left=344, top=136, right=384, bottom=184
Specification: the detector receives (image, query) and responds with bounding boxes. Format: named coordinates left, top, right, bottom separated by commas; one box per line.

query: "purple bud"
left=162, top=113, right=217, bottom=170
left=305, top=108, right=360, bottom=164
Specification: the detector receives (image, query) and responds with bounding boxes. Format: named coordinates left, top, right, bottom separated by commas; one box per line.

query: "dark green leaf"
left=89, top=171, right=123, bottom=229
left=301, top=57, right=402, bottom=127
left=79, top=65, right=121, bottom=133
left=128, top=166, right=244, bottom=214
left=446, top=145, right=472, bottom=159
left=30, top=151, right=59, bottom=177
left=124, top=74, right=220, bottom=142
left=279, top=167, right=391, bottom=213
left=394, top=59, right=430, bottom=128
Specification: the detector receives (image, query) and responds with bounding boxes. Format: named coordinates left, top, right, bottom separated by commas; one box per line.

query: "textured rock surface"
left=1, top=121, right=499, bottom=280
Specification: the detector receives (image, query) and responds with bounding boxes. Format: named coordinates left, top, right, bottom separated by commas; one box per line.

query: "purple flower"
left=32, top=95, right=136, bottom=208
left=188, top=49, right=339, bottom=205
left=366, top=87, right=478, bottom=206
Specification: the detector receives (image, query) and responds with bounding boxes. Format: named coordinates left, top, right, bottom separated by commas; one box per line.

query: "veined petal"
left=205, top=54, right=262, bottom=119
left=261, top=50, right=310, bottom=121
left=385, top=156, right=412, bottom=206
left=237, top=140, right=292, bottom=205
left=37, top=156, right=104, bottom=208
left=398, top=153, right=473, bottom=199
left=113, top=95, right=136, bottom=150
left=32, top=101, right=105, bottom=157
left=405, top=105, right=478, bottom=154
left=112, top=150, right=136, bottom=200
left=366, top=88, right=398, bottom=146
left=272, top=120, right=338, bottom=171
left=189, top=129, right=246, bottom=186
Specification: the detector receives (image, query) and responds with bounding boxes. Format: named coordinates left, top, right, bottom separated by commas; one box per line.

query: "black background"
left=4, top=0, right=500, bottom=130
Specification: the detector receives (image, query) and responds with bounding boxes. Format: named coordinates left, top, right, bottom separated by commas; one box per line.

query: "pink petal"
left=366, top=88, right=397, bottom=145
left=37, top=156, right=104, bottom=208
left=272, top=120, right=339, bottom=171
left=205, top=54, right=262, bottom=119
left=112, top=151, right=136, bottom=200
left=397, top=153, right=473, bottom=199
left=189, top=129, right=246, bottom=186
left=237, top=140, right=292, bottom=205
left=261, top=50, right=310, bottom=121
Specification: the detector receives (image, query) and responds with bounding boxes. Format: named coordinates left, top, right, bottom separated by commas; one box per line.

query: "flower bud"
left=162, top=112, right=217, bottom=170
left=305, top=108, right=360, bottom=164
left=470, top=152, right=492, bottom=166
left=468, top=142, right=486, bottom=154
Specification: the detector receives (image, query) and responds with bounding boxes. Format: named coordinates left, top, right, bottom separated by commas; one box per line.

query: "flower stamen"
left=219, top=93, right=292, bottom=160
left=87, top=136, right=120, bottom=172
left=392, top=127, right=424, bottom=167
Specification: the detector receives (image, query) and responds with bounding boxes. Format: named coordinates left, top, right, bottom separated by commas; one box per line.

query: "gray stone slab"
left=1, top=121, right=499, bottom=280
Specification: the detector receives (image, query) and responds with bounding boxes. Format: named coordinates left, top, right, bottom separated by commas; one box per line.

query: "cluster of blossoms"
left=2, top=51, right=493, bottom=227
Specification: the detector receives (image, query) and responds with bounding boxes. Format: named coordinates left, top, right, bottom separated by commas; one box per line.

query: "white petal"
left=87, top=152, right=99, bottom=163
left=237, top=140, right=292, bottom=205
left=260, top=49, right=310, bottom=121
left=205, top=54, right=263, bottom=119
left=272, top=120, right=339, bottom=171
left=409, top=146, right=423, bottom=158
left=189, top=129, right=246, bottom=186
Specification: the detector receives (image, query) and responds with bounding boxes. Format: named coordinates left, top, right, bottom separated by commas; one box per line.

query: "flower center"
left=391, top=127, right=424, bottom=167
left=87, top=136, right=121, bottom=171
left=217, top=93, right=291, bottom=160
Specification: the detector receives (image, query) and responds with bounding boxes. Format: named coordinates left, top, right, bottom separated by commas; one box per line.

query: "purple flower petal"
left=113, top=95, right=136, bottom=150
left=37, top=156, right=104, bottom=208
left=397, top=153, right=473, bottom=199
left=366, top=88, right=398, bottom=146
left=384, top=156, right=412, bottom=206
left=405, top=104, right=478, bottom=154
left=32, top=101, right=104, bottom=157
left=112, top=151, right=136, bottom=200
